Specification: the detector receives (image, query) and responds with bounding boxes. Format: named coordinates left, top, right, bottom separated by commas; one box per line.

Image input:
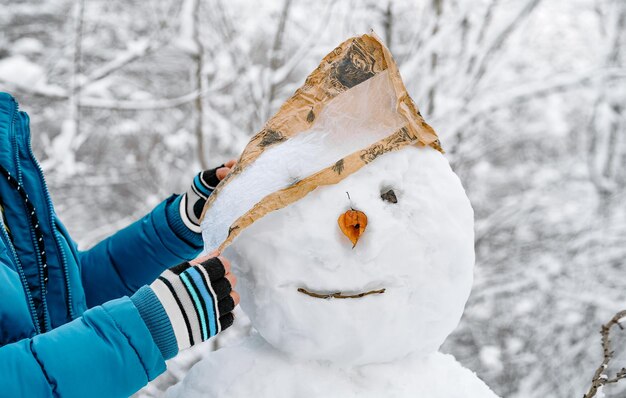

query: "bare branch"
left=0, top=79, right=67, bottom=99
left=265, top=0, right=293, bottom=120
left=463, top=0, right=498, bottom=75
left=187, top=0, right=208, bottom=169
left=80, top=39, right=162, bottom=88
left=426, top=0, right=444, bottom=115
left=586, top=1, right=626, bottom=198
left=271, top=0, right=336, bottom=86
left=442, top=68, right=626, bottom=153
left=583, top=310, right=626, bottom=398
left=465, top=0, right=542, bottom=94
left=68, top=0, right=85, bottom=136
left=78, top=90, right=202, bottom=110
left=382, top=0, right=393, bottom=52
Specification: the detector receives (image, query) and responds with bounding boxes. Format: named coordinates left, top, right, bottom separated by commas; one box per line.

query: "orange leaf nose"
left=338, top=209, right=368, bottom=248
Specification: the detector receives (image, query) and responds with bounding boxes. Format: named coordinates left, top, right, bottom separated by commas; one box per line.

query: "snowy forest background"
left=1, top=0, right=625, bottom=396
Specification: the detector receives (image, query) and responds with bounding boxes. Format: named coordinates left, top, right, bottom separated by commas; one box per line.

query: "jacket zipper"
left=0, top=217, right=42, bottom=334
left=24, top=112, right=76, bottom=320
left=13, top=101, right=53, bottom=331
left=2, top=99, right=42, bottom=334
left=11, top=114, right=52, bottom=330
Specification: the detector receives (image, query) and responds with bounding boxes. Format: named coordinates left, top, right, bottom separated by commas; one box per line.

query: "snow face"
left=167, top=334, right=498, bottom=398
left=223, top=146, right=475, bottom=365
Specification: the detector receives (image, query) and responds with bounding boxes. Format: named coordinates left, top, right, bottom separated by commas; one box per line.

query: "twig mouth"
left=297, top=287, right=386, bottom=300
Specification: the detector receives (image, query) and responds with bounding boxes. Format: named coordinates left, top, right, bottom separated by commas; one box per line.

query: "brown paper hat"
left=200, top=32, right=441, bottom=253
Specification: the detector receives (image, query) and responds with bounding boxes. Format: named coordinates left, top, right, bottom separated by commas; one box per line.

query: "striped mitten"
left=131, top=257, right=236, bottom=359
left=179, top=167, right=224, bottom=233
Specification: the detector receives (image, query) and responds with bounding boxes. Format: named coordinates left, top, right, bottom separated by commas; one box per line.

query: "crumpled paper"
left=201, top=32, right=441, bottom=252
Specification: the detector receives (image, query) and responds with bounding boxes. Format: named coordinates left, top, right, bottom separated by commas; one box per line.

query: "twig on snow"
left=583, top=309, right=626, bottom=398
left=297, top=288, right=386, bottom=300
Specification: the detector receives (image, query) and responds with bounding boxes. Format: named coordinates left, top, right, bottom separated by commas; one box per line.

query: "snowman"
left=167, top=33, right=498, bottom=398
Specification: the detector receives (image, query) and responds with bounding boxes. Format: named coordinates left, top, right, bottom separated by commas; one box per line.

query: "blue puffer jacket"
left=0, top=93, right=203, bottom=397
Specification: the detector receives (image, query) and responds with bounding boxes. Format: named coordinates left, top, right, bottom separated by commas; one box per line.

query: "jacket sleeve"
left=0, top=296, right=166, bottom=398
left=79, top=195, right=203, bottom=308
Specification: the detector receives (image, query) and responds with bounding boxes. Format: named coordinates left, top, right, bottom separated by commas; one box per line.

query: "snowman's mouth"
left=297, top=287, right=386, bottom=300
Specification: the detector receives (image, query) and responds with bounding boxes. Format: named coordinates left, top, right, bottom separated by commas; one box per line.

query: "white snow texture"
left=173, top=146, right=498, bottom=397
left=167, top=334, right=498, bottom=398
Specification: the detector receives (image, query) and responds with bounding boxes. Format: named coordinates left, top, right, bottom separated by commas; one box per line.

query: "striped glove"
left=180, top=161, right=236, bottom=233
left=131, top=257, right=238, bottom=359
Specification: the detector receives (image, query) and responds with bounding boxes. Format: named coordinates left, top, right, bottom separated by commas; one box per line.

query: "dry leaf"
left=338, top=209, right=368, bottom=248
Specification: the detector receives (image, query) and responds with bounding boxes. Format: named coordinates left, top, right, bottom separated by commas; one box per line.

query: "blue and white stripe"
left=150, top=266, right=221, bottom=351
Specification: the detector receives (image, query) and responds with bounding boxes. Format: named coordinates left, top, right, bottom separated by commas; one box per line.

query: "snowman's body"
left=169, top=147, right=499, bottom=398
left=170, top=334, right=497, bottom=397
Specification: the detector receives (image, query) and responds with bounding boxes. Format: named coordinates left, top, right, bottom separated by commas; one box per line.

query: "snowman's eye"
left=381, top=189, right=398, bottom=203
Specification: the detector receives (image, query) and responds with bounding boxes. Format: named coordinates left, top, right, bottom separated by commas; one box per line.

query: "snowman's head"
left=225, top=146, right=475, bottom=365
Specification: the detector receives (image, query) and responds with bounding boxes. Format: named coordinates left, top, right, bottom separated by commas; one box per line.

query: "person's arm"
left=78, top=195, right=201, bottom=308
left=79, top=164, right=233, bottom=308
left=0, top=297, right=164, bottom=398
left=0, top=257, right=237, bottom=398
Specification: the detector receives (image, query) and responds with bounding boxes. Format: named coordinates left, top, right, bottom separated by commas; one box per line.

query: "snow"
left=177, top=144, right=495, bottom=396
left=0, top=55, right=45, bottom=87
left=221, top=146, right=475, bottom=365
left=479, top=346, right=503, bottom=372
left=176, top=0, right=200, bottom=55
left=201, top=70, right=405, bottom=252
left=167, top=334, right=498, bottom=398
left=11, top=37, right=44, bottom=55
left=0, top=54, right=65, bottom=98
left=48, top=119, right=81, bottom=177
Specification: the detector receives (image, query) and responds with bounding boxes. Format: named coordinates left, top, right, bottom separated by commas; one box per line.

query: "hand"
left=134, top=256, right=239, bottom=357
left=180, top=159, right=237, bottom=233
